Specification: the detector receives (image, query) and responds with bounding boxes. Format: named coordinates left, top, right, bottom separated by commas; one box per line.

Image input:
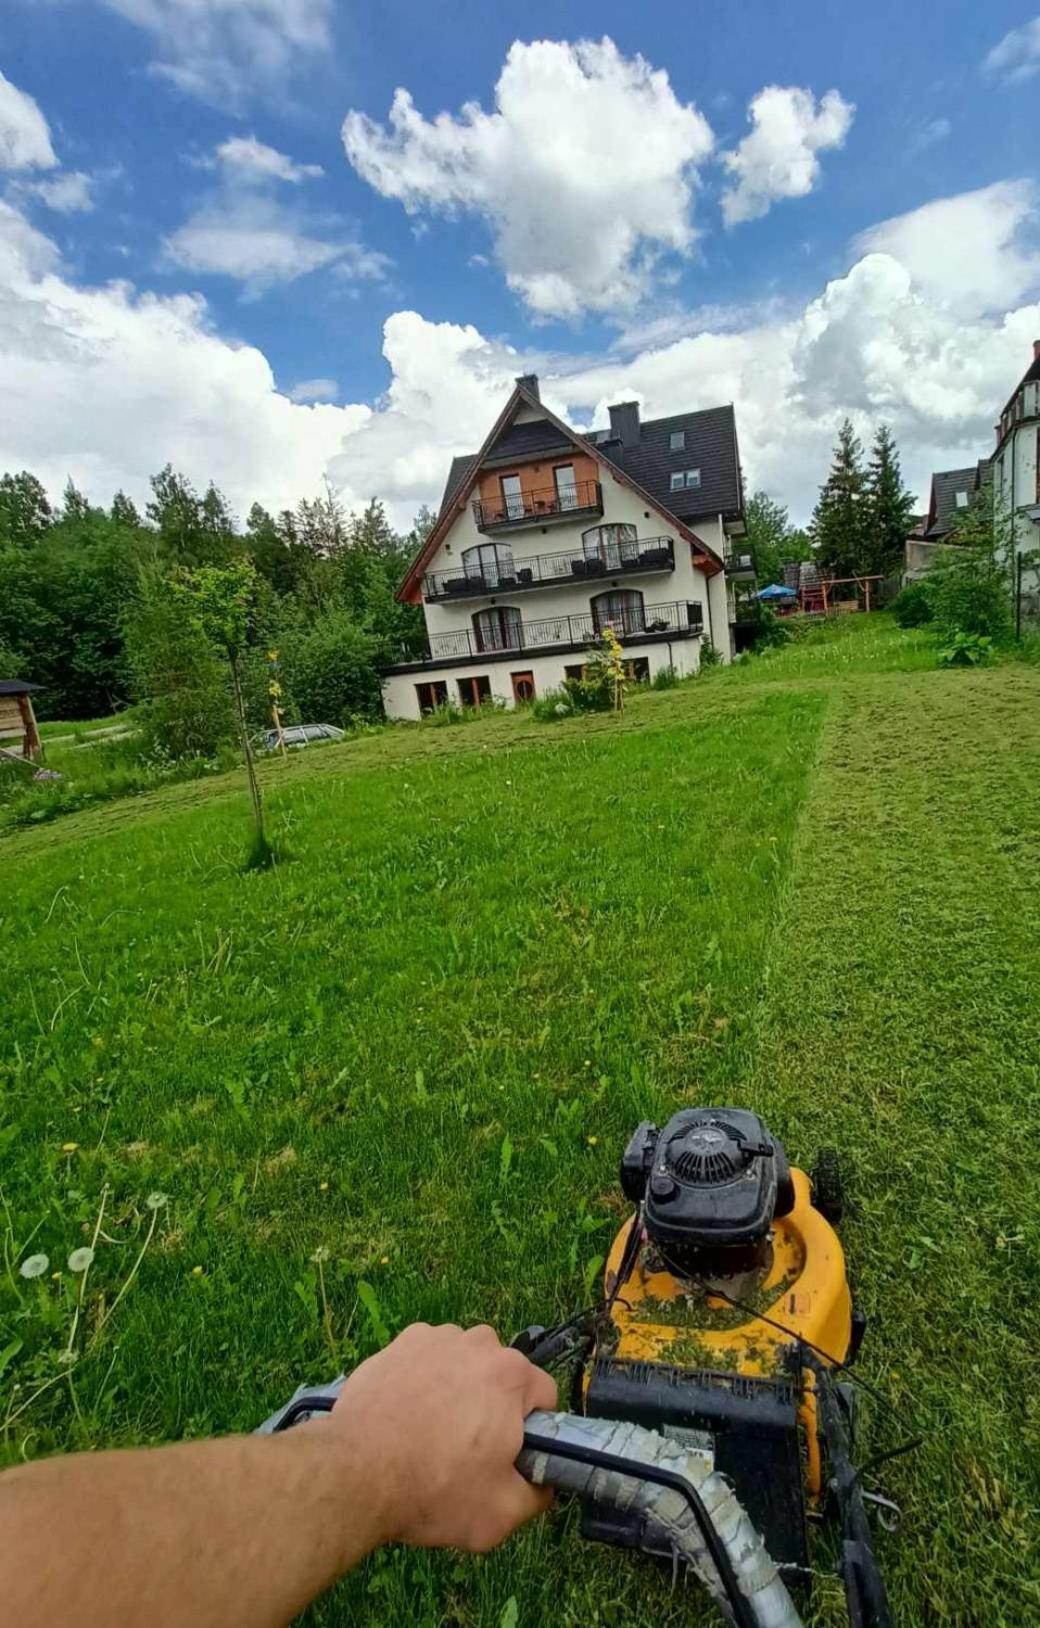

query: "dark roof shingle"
left=925, top=467, right=979, bottom=538
left=592, top=405, right=742, bottom=523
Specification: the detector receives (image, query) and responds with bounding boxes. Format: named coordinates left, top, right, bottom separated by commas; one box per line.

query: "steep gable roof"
left=924, top=466, right=979, bottom=539
left=591, top=405, right=742, bottom=523
left=399, top=384, right=725, bottom=603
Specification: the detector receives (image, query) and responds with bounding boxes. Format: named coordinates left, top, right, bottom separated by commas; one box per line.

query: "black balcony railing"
left=426, top=601, right=702, bottom=662
left=725, top=550, right=756, bottom=576
left=424, top=537, right=675, bottom=601
left=472, top=479, right=602, bottom=531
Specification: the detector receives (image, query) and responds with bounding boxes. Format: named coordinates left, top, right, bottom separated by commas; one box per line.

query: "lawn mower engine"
left=580, top=1108, right=859, bottom=1588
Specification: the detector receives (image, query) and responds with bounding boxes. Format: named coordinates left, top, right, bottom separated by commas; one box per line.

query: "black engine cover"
left=622, top=1107, right=794, bottom=1250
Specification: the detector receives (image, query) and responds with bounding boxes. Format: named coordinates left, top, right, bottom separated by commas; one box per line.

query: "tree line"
left=743, top=420, right=917, bottom=586
left=0, top=467, right=431, bottom=738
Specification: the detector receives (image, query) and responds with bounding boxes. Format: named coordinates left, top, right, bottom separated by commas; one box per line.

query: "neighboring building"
left=991, top=341, right=1040, bottom=571
left=381, top=376, right=748, bottom=719
left=904, top=464, right=986, bottom=582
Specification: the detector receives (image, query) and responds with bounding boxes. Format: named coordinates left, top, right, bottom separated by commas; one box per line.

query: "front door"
left=511, top=670, right=535, bottom=703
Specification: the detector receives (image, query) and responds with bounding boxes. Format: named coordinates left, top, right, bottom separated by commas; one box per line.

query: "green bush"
left=891, top=581, right=934, bottom=628
left=738, top=600, right=792, bottom=652
left=532, top=688, right=579, bottom=722
left=937, top=631, right=994, bottom=668
left=282, top=610, right=382, bottom=727
left=928, top=527, right=1012, bottom=646
left=699, top=640, right=724, bottom=669
left=650, top=665, right=680, bottom=690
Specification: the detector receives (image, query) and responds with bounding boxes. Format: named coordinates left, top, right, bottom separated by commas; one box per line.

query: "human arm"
left=0, top=1322, right=557, bottom=1628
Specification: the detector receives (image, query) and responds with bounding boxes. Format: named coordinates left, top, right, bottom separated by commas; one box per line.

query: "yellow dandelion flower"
left=61, top=1142, right=79, bottom=1153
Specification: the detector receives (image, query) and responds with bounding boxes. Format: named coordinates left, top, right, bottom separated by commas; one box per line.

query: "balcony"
left=472, top=479, right=602, bottom=533
left=725, top=549, right=756, bottom=580
left=424, top=601, right=702, bottom=664
left=424, top=537, right=675, bottom=602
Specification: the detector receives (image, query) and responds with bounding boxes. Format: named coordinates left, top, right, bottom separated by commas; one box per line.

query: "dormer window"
left=955, top=491, right=969, bottom=509
left=669, top=430, right=686, bottom=451
left=670, top=469, right=701, bottom=492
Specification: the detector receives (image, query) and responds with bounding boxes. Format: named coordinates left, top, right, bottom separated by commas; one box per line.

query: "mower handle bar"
left=257, top=1384, right=802, bottom=1628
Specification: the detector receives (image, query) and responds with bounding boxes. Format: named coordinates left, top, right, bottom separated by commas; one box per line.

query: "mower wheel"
left=810, top=1148, right=844, bottom=1224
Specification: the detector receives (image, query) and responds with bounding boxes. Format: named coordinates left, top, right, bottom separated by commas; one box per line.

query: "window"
left=499, top=473, right=524, bottom=520
left=626, top=658, right=651, bottom=683
left=415, top=681, right=448, bottom=717
left=473, top=606, right=522, bottom=653
left=462, top=542, right=514, bottom=586
left=670, top=469, right=702, bottom=492
left=669, top=430, right=685, bottom=451
left=582, top=522, right=638, bottom=568
left=511, top=671, right=536, bottom=703
left=554, top=464, right=578, bottom=510
left=457, top=674, right=492, bottom=707
left=564, top=663, right=586, bottom=682
left=591, top=589, right=645, bottom=636
left=955, top=491, right=969, bottom=509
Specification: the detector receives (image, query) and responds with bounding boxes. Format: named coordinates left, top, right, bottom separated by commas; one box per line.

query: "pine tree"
left=863, top=425, right=916, bottom=577
left=811, top=420, right=866, bottom=578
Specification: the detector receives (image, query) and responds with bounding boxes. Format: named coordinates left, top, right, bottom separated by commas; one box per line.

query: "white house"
left=991, top=341, right=1040, bottom=572
left=381, top=376, right=750, bottom=720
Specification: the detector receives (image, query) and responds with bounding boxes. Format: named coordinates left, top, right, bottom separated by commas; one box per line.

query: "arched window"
left=591, top=589, right=645, bottom=637
left=462, top=542, right=514, bottom=587
left=582, top=523, right=638, bottom=570
left=473, top=606, right=523, bottom=653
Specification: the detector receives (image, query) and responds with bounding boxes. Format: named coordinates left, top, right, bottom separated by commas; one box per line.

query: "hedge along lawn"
left=1, top=624, right=1038, bottom=1625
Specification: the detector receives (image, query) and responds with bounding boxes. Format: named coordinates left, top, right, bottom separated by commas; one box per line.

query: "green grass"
left=37, top=708, right=137, bottom=742
left=2, top=618, right=1039, bottom=1626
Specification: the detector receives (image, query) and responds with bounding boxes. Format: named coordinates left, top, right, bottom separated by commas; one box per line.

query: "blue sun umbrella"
left=756, top=584, right=798, bottom=600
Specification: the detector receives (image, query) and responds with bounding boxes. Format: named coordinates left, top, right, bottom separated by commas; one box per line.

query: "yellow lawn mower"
left=260, top=1107, right=900, bottom=1628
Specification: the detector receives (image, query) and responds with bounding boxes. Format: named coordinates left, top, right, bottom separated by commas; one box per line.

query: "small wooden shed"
left=0, top=679, right=43, bottom=761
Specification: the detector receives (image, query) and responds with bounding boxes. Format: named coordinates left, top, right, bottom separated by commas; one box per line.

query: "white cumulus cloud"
left=99, top=0, right=333, bottom=107
left=0, top=199, right=370, bottom=517
left=342, top=36, right=714, bottom=318
left=288, top=377, right=338, bottom=403
left=2, top=177, right=1040, bottom=534
left=721, top=85, right=854, bottom=226
left=165, top=134, right=387, bottom=296
left=16, top=171, right=95, bottom=214
left=855, top=180, right=1040, bottom=313
left=212, top=136, right=323, bottom=184
left=984, top=17, right=1040, bottom=84
left=0, top=68, right=58, bottom=171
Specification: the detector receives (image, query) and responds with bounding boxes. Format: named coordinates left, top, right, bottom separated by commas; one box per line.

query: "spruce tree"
left=811, top=419, right=866, bottom=577
left=864, top=424, right=916, bottom=576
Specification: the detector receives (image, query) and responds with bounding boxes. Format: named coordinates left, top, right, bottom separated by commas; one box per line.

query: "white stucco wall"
left=992, top=387, right=1040, bottom=565
left=421, top=468, right=724, bottom=649
left=382, top=634, right=701, bottom=721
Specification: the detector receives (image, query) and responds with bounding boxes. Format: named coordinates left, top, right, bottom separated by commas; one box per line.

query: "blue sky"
left=2, top=1, right=1040, bottom=524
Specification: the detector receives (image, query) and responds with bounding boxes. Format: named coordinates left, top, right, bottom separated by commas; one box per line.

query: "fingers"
left=465, top=1479, right=555, bottom=1553
left=522, top=1363, right=558, bottom=1415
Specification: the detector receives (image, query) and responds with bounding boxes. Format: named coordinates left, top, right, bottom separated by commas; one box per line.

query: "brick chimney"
left=1033, top=340, right=1040, bottom=362
left=608, top=400, right=641, bottom=448
left=515, top=373, right=540, bottom=401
